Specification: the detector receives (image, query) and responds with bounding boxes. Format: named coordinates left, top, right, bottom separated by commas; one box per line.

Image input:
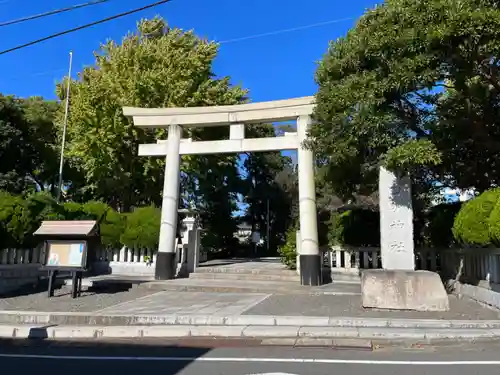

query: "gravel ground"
left=0, top=286, right=160, bottom=312
left=243, top=294, right=500, bottom=320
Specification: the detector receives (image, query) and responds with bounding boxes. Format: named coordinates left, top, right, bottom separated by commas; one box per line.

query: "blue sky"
left=0, top=0, right=378, bottom=101
left=1, top=0, right=381, bottom=215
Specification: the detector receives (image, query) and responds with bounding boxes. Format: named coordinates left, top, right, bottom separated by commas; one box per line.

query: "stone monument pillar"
left=379, top=166, right=415, bottom=270
left=361, top=166, right=449, bottom=312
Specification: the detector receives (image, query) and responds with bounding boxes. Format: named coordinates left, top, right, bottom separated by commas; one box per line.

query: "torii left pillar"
left=156, top=123, right=182, bottom=280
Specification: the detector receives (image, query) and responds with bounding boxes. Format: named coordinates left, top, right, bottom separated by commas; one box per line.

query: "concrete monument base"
left=361, top=269, right=450, bottom=311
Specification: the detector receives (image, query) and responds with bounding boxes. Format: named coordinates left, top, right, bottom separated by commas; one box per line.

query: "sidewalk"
left=1, top=285, right=500, bottom=341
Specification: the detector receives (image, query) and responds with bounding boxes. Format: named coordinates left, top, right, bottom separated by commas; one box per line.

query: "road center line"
left=0, top=353, right=499, bottom=365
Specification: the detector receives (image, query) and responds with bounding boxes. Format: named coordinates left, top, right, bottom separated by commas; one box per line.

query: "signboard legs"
left=47, top=270, right=58, bottom=298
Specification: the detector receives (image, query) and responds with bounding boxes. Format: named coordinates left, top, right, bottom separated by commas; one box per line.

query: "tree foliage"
left=63, top=16, right=247, bottom=212
left=311, top=0, right=500, bottom=199
left=0, top=96, right=59, bottom=194
left=62, top=201, right=124, bottom=249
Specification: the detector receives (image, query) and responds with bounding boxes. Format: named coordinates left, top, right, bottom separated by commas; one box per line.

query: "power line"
left=218, top=17, right=354, bottom=44
left=0, top=0, right=171, bottom=56
left=2, top=15, right=354, bottom=79
left=0, top=0, right=112, bottom=28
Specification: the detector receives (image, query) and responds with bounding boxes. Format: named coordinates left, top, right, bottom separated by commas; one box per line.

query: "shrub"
left=120, top=205, right=161, bottom=250
left=328, top=208, right=380, bottom=247
left=22, top=192, right=66, bottom=248
left=62, top=201, right=125, bottom=249
left=488, top=197, right=500, bottom=246
left=278, top=223, right=298, bottom=269
left=453, top=188, right=500, bottom=247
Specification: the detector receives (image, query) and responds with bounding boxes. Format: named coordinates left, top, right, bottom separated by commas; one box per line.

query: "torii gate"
left=123, top=97, right=417, bottom=288
left=123, top=97, right=322, bottom=285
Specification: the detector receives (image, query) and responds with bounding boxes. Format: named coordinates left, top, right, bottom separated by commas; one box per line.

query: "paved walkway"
left=1, top=258, right=499, bottom=321
left=1, top=287, right=499, bottom=320
left=97, top=292, right=270, bottom=315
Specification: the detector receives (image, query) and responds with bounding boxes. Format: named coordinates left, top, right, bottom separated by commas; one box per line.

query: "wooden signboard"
left=45, top=241, right=88, bottom=270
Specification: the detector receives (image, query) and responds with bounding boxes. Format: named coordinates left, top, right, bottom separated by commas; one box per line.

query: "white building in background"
left=439, top=187, right=477, bottom=203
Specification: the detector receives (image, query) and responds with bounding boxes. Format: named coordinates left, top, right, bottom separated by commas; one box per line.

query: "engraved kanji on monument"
left=379, top=166, right=415, bottom=270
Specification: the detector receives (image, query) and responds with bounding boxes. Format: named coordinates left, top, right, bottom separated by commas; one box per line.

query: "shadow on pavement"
left=0, top=337, right=214, bottom=375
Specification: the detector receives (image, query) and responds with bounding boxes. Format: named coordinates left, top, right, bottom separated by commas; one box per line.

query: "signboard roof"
left=34, top=220, right=98, bottom=236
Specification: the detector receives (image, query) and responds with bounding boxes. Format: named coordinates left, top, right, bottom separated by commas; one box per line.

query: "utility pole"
left=266, top=198, right=270, bottom=251
left=56, top=50, right=73, bottom=202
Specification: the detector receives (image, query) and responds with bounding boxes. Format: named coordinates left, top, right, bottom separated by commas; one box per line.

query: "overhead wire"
left=0, top=0, right=172, bottom=56
left=218, top=17, right=354, bottom=44
left=0, top=0, right=112, bottom=28
left=3, top=14, right=353, bottom=80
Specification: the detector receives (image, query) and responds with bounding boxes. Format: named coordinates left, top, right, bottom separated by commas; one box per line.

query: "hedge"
left=120, top=205, right=161, bottom=250
left=0, top=191, right=158, bottom=250
left=453, top=188, right=500, bottom=247
left=488, top=194, right=500, bottom=246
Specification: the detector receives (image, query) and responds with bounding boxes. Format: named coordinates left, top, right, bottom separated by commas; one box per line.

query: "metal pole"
left=266, top=198, right=270, bottom=251
left=56, top=51, right=73, bottom=201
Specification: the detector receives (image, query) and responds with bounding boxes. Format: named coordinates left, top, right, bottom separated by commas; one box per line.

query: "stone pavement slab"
left=1, top=287, right=499, bottom=322
left=243, top=294, right=500, bottom=320
left=96, top=291, right=271, bottom=315
left=0, top=286, right=160, bottom=312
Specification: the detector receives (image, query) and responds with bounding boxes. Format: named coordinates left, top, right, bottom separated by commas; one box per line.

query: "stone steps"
left=189, top=271, right=300, bottom=282
left=330, top=271, right=361, bottom=282
left=195, top=266, right=298, bottom=276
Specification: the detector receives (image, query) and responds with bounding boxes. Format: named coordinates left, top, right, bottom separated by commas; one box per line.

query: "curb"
left=1, top=324, right=499, bottom=341
left=1, top=311, right=500, bottom=329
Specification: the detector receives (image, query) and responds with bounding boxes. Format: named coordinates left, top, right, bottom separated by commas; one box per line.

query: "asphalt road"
left=0, top=338, right=500, bottom=375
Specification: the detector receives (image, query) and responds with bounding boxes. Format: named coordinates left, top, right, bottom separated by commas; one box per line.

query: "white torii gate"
left=123, top=97, right=323, bottom=285
left=123, top=97, right=417, bottom=288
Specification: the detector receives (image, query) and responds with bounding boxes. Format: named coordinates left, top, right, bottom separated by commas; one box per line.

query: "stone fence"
left=0, top=248, right=46, bottom=294
left=322, top=245, right=500, bottom=282
left=322, top=245, right=500, bottom=308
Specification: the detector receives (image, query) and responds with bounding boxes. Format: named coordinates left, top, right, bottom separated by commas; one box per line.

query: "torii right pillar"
left=297, top=115, right=321, bottom=286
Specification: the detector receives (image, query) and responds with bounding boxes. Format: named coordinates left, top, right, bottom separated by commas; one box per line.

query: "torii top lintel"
left=122, top=96, right=315, bottom=128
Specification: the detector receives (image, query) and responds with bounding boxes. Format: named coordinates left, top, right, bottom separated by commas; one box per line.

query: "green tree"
left=62, top=17, right=247, bottom=212
left=0, top=191, right=64, bottom=249
left=310, top=0, right=500, bottom=200
left=0, top=95, right=61, bottom=195
left=63, top=201, right=124, bottom=249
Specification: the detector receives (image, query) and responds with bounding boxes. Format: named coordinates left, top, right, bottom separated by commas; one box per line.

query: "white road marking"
left=0, top=353, right=498, bottom=365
